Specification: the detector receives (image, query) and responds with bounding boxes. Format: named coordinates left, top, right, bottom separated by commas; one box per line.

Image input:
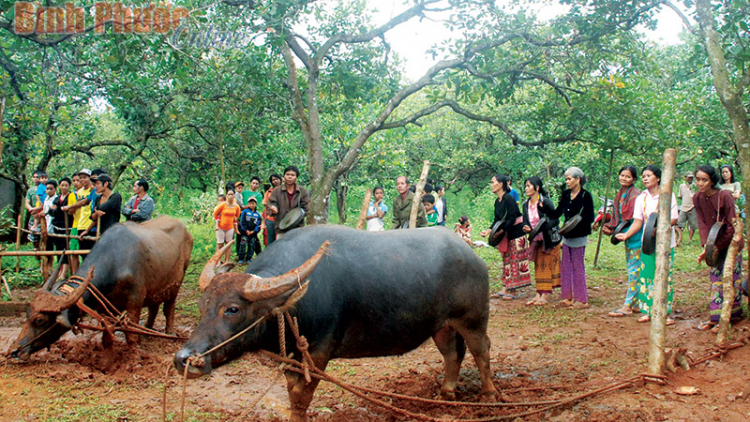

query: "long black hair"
left=524, top=176, right=548, bottom=197
left=619, top=165, right=637, bottom=180
left=697, top=164, right=721, bottom=187
left=493, top=174, right=511, bottom=193
left=642, top=165, right=662, bottom=184
left=720, top=165, right=736, bottom=183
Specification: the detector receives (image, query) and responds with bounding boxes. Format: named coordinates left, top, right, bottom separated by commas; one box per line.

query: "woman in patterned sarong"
left=521, top=177, right=562, bottom=306
left=481, top=174, right=531, bottom=300
left=692, top=165, right=744, bottom=331
left=605, top=166, right=642, bottom=317
left=615, top=165, right=678, bottom=325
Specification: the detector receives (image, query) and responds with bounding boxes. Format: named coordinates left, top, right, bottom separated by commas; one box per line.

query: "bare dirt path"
left=2, top=262, right=750, bottom=421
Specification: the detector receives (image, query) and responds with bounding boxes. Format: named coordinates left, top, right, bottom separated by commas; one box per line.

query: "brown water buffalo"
left=9, top=216, right=193, bottom=359
left=175, top=225, right=497, bottom=422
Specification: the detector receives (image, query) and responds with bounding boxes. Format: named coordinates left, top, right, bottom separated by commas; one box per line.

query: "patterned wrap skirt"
left=638, top=248, right=674, bottom=316
left=709, top=253, right=743, bottom=323
left=500, top=236, right=532, bottom=291
left=529, top=240, right=561, bottom=293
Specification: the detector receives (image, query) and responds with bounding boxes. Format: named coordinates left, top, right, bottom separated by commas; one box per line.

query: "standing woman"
left=719, top=165, right=742, bottom=215
left=693, top=165, right=744, bottom=330
left=521, top=177, right=562, bottom=306
left=213, top=190, right=241, bottom=264
left=615, top=165, right=678, bottom=325
left=480, top=174, right=531, bottom=300
left=605, top=166, right=642, bottom=317
left=544, top=167, right=595, bottom=309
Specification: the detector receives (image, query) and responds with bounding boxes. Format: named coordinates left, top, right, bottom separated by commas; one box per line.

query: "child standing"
left=236, top=197, right=262, bottom=264
left=423, top=194, right=438, bottom=227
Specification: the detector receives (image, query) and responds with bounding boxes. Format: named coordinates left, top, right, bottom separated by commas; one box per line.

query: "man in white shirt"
left=677, top=171, right=698, bottom=243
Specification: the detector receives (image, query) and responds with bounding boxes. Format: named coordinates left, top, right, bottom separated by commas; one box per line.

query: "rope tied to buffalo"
left=62, top=275, right=186, bottom=341
left=165, top=307, right=750, bottom=422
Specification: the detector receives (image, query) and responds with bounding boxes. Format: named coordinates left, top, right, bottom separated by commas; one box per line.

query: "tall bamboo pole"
left=648, top=148, right=677, bottom=376
left=15, top=210, right=22, bottom=272
left=715, top=219, right=743, bottom=346
left=594, top=149, right=615, bottom=267
left=356, top=189, right=372, bottom=230
left=409, top=161, right=430, bottom=228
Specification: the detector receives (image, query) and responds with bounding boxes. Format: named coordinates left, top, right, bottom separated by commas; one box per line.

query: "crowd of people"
left=21, top=161, right=748, bottom=330
left=478, top=164, right=746, bottom=332
left=24, top=168, right=154, bottom=279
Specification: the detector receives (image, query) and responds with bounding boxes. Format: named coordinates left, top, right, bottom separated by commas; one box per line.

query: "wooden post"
left=409, top=161, right=431, bottom=229
left=594, top=149, right=615, bottom=267
left=95, top=218, right=101, bottom=242
left=716, top=219, right=744, bottom=346
left=40, top=217, right=49, bottom=283
left=15, top=209, right=22, bottom=272
left=648, top=148, right=677, bottom=376
left=356, top=189, right=372, bottom=230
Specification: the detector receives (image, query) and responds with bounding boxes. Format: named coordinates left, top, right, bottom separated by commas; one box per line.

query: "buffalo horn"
left=42, top=258, right=66, bottom=291
left=199, top=240, right=235, bottom=291
left=242, top=241, right=330, bottom=302
left=31, top=266, right=94, bottom=313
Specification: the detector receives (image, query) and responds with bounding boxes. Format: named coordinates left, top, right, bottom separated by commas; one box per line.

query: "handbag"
left=497, top=216, right=524, bottom=254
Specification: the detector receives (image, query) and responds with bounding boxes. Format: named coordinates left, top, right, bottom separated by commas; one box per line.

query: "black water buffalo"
left=9, top=216, right=193, bottom=359
left=175, top=225, right=498, bottom=422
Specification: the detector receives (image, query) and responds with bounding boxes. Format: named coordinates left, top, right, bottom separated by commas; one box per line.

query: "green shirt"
left=427, top=208, right=438, bottom=226
left=26, top=186, right=38, bottom=206
left=245, top=190, right=263, bottom=211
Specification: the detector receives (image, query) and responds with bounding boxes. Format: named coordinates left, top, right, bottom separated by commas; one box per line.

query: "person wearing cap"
left=236, top=196, right=262, bottom=264
left=677, top=171, right=698, bottom=243
left=122, top=179, right=155, bottom=222
left=80, top=174, right=121, bottom=245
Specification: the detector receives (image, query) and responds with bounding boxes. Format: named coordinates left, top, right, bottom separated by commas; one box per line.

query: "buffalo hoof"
left=439, top=390, right=456, bottom=401
left=478, top=391, right=498, bottom=403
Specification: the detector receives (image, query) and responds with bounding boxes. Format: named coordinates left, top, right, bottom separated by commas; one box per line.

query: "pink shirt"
left=527, top=200, right=543, bottom=241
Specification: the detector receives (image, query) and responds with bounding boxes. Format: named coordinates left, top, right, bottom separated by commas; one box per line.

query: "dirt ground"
left=2, top=259, right=750, bottom=421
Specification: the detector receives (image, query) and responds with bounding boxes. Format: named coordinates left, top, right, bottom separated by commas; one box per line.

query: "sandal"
left=560, top=299, right=573, bottom=306
left=533, top=300, right=549, bottom=306
left=666, top=318, right=675, bottom=326
left=570, top=302, right=590, bottom=309
left=608, top=310, right=632, bottom=317
left=637, top=315, right=651, bottom=323
left=697, top=321, right=716, bottom=331
left=490, top=293, right=505, bottom=299
left=502, top=294, right=517, bottom=301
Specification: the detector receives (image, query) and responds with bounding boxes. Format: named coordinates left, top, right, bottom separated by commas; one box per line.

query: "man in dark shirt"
left=268, top=165, right=309, bottom=238
left=390, top=176, right=427, bottom=229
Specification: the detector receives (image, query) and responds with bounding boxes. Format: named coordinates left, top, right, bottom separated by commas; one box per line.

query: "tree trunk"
left=356, top=189, right=372, bottom=230
left=695, top=0, right=750, bottom=244
left=594, top=149, right=615, bottom=267
left=334, top=176, right=348, bottom=224
left=715, top=219, right=743, bottom=346
left=647, top=148, right=677, bottom=376
left=410, top=161, right=431, bottom=228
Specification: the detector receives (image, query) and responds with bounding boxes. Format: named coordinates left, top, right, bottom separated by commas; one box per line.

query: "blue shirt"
left=366, top=201, right=389, bottom=217
left=238, top=209, right=262, bottom=233
left=509, top=188, right=520, bottom=203
left=36, top=184, right=46, bottom=205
